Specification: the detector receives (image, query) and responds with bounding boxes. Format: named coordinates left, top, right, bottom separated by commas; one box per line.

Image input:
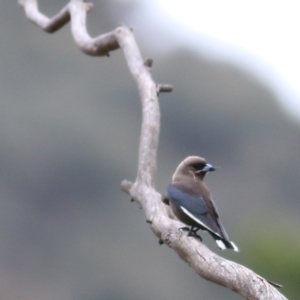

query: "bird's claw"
left=179, top=227, right=202, bottom=241
left=179, top=226, right=190, bottom=232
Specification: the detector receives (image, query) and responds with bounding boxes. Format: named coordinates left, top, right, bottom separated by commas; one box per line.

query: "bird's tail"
left=210, top=233, right=239, bottom=251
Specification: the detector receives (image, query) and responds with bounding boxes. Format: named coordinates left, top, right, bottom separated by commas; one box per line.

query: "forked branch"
left=19, top=1, right=287, bottom=299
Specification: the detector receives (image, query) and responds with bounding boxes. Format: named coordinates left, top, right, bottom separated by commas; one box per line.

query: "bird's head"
left=172, top=156, right=216, bottom=182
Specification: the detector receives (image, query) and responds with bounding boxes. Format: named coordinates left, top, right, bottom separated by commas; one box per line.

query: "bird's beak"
left=202, top=163, right=216, bottom=172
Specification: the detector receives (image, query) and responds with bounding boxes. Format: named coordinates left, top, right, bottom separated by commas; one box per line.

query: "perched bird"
left=167, top=156, right=238, bottom=251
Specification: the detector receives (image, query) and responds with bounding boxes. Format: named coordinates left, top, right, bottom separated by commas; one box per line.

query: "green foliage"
left=240, top=220, right=300, bottom=298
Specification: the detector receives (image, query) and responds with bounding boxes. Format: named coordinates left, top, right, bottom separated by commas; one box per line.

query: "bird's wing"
left=167, top=185, right=239, bottom=251
left=167, top=184, right=208, bottom=215
left=167, top=184, right=222, bottom=237
left=209, top=198, right=230, bottom=241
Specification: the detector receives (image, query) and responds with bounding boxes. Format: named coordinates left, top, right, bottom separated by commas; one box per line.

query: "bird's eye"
left=193, top=163, right=205, bottom=170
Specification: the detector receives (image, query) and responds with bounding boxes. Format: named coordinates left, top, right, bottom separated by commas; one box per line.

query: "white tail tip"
left=216, top=240, right=226, bottom=250
left=230, top=241, right=239, bottom=252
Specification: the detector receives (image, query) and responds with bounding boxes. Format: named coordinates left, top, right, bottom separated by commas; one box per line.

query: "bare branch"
left=19, top=0, right=119, bottom=56
left=144, top=58, right=153, bottom=68
left=19, top=0, right=71, bottom=33
left=156, top=84, right=173, bottom=93
left=115, top=26, right=159, bottom=187
left=68, top=0, right=119, bottom=56
left=19, top=1, right=288, bottom=299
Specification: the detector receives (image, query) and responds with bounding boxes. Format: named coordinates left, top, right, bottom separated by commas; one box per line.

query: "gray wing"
left=209, top=198, right=230, bottom=241
left=167, top=184, right=208, bottom=215
left=167, top=184, right=222, bottom=236
left=167, top=184, right=238, bottom=251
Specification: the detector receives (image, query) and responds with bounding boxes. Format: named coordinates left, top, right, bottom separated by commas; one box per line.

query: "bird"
left=167, top=156, right=238, bottom=251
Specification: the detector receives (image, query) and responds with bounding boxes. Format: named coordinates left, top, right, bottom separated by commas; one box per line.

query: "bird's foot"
left=179, top=227, right=202, bottom=241
left=179, top=226, right=190, bottom=232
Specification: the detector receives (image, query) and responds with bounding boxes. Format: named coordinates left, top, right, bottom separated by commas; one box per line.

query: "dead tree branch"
left=19, top=1, right=287, bottom=299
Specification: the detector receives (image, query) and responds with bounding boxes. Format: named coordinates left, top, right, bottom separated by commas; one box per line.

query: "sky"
left=145, top=0, right=300, bottom=120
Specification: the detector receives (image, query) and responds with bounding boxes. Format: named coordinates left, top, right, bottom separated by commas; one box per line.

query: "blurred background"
left=1, top=1, right=299, bottom=299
